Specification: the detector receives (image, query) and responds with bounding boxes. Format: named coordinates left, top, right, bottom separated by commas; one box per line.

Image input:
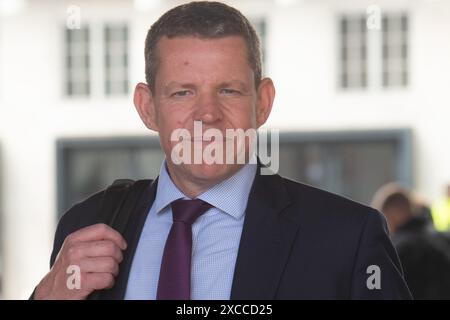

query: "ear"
left=255, top=77, right=275, bottom=128
left=133, top=82, right=159, bottom=131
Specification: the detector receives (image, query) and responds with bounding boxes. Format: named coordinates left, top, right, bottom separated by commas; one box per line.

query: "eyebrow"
left=163, top=82, right=196, bottom=90
left=218, top=80, right=249, bottom=90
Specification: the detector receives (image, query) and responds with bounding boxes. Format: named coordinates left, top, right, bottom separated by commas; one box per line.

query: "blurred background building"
left=0, top=0, right=449, bottom=299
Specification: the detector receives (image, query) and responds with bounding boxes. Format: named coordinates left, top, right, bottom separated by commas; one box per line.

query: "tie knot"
left=171, top=199, right=212, bottom=225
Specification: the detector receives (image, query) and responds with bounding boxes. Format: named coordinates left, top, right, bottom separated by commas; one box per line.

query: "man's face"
left=135, top=36, right=274, bottom=191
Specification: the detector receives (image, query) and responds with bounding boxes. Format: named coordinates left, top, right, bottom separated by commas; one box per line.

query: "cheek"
left=158, top=112, right=192, bottom=147
left=226, top=102, right=257, bottom=129
left=158, top=106, right=188, bottom=128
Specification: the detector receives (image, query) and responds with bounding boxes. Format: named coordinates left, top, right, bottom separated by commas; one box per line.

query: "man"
left=372, top=183, right=450, bottom=299
left=33, top=1, right=411, bottom=299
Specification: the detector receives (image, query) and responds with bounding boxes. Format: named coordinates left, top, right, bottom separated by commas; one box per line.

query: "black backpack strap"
left=90, top=179, right=151, bottom=300
left=97, top=179, right=151, bottom=235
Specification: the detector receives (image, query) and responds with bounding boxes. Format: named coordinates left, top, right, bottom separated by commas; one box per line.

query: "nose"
left=193, top=91, right=223, bottom=124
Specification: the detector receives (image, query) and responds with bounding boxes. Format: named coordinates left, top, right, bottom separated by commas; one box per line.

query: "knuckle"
left=66, top=245, right=80, bottom=260
left=105, top=257, right=116, bottom=270
left=64, top=233, right=74, bottom=245
left=97, top=223, right=109, bottom=234
left=106, top=274, right=115, bottom=288
left=116, top=250, right=124, bottom=262
left=106, top=241, right=117, bottom=255
left=99, top=273, right=115, bottom=289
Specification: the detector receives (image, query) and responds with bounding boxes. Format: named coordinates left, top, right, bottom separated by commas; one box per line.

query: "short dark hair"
left=381, top=192, right=412, bottom=213
left=371, top=182, right=413, bottom=215
left=144, top=1, right=262, bottom=91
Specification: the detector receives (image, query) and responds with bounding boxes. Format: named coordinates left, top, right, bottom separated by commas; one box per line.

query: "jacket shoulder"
left=279, top=176, right=385, bottom=228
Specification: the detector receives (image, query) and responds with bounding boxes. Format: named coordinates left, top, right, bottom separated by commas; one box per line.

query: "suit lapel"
left=100, top=178, right=159, bottom=299
left=230, top=167, right=300, bottom=299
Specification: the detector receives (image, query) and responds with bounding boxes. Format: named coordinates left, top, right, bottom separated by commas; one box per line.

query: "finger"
left=78, top=257, right=120, bottom=277
left=65, top=223, right=127, bottom=250
left=66, top=240, right=124, bottom=263
left=81, top=272, right=115, bottom=291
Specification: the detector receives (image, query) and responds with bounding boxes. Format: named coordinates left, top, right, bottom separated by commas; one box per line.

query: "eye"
left=220, top=88, right=241, bottom=95
left=171, top=90, right=192, bottom=97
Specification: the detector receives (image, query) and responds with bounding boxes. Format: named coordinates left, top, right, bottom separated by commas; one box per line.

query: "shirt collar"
left=153, top=157, right=257, bottom=220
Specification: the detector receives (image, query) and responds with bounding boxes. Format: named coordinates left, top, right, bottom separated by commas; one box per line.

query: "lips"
left=191, top=137, right=230, bottom=142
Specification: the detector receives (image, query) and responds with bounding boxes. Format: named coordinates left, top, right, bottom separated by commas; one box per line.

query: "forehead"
left=153, top=36, right=253, bottom=85
left=155, top=35, right=249, bottom=66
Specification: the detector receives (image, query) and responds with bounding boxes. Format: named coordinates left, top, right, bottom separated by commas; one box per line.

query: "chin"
left=186, top=163, right=240, bottom=184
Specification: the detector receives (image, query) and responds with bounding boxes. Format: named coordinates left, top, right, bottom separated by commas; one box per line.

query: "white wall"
left=265, top=0, right=450, bottom=201
left=0, top=0, right=449, bottom=299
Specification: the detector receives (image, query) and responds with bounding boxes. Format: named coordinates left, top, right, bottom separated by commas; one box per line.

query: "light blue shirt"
left=124, top=160, right=257, bottom=300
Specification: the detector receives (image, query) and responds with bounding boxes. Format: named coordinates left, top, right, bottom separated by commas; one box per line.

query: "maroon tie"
left=156, top=199, right=212, bottom=300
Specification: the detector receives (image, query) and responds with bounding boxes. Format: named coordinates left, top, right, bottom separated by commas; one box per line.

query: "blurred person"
left=372, top=183, right=450, bottom=299
left=432, top=184, right=450, bottom=232
left=412, top=200, right=434, bottom=227
left=32, top=2, right=411, bottom=300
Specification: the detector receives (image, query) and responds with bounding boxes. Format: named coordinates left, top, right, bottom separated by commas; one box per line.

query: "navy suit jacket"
left=48, top=166, right=412, bottom=299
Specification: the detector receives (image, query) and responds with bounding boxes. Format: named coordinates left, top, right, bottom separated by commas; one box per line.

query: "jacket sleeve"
left=350, top=208, right=413, bottom=299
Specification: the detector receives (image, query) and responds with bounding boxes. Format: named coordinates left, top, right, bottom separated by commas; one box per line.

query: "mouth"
left=191, top=137, right=232, bottom=142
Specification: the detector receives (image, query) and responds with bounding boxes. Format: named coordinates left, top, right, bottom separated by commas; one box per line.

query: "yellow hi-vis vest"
left=432, top=198, right=450, bottom=231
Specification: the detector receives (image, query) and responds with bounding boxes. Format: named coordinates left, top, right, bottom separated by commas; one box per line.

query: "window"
left=263, top=129, right=411, bottom=205
left=57, top=137, right=164, bottom=216
left=64, top=23, right=130, bottom=98
left=339, top=15, right=367, bottom=89
left=382, top=14, right=408, bottom=87
left=338, top=12, right=409, bottom=90
left=104, top=24, right=129, bottom=95
left=65, top=27, right=90, bottom=97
